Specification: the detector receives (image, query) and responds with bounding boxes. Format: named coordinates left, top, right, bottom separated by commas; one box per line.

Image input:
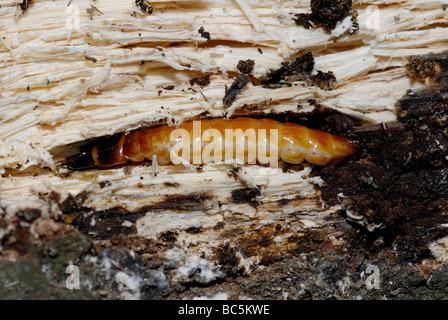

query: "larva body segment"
left=88, top=117, right=357, bottom=168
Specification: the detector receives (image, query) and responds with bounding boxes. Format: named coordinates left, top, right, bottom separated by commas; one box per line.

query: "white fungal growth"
left=164, top=247, right=222, bottom=283
left=114, top=271, right=142, bottom=300
left=193, top=292, right=229, bottom=300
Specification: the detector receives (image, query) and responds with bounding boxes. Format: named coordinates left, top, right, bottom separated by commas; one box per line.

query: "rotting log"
left=1, top=0, right=448, bottom=300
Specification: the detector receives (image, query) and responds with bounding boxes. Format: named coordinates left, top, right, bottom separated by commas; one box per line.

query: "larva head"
left=65, top=151, right=97, bottom=170
left=92, top=134, right=127, bottom=167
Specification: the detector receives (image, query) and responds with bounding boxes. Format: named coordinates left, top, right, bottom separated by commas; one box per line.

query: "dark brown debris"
left=71, top=208, right=143, bottom=240
left=163, top=182, right=180, bottom=188
left=310, top=70, right=337, bottom=90
left=52, top=191, right=213, bottom=239
left=396, top=87, right=448, bottom=125
left=261, top=52, right=336, bottom=90
left=215, top=243, right=241, bottom=275
left=293, top=0, right=358, bottom=34
left=198, top=26, right=211, bottom=40
left=230, top=188, right=261, bottom=207
left=158, top=193, right=211, bottom=212
left=223, top=75, right=249, bottom=107
left=237, top=59, right=255, bottom=75
left=18, top=0, right=31, bottom=13
left=98, top=180, right=112, bottom=188
left=408, top=51, right=448, bottom=86
left=264, top=52, right=314, bottom=84
left=293, top=13, right=315, bottom=29
left=185, top=226, right=203, bottom=234
left=135, top=0, right=153, bottom=14
left=295, top=104, right=357, bottom=135
left=189, top=75, right=211, bottom=87
left=160, top=230, right=177, bottom=242
left=84, top=54, right=98, bottom=63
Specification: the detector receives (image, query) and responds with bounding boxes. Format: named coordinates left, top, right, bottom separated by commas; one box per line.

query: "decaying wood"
left=1, top=0, right=448, bottom=300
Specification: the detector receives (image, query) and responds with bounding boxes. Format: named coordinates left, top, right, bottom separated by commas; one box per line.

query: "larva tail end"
left=327, top=136, right=359, bottom=166
left=333, top=135, right=358, bottom=156
left=65, top=151, right=97, bottom=171
left=343, top=138, right=359, bottom=156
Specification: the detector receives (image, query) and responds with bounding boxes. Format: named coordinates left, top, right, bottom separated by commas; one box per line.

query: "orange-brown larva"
left=67, top=117, right=358, bottom=170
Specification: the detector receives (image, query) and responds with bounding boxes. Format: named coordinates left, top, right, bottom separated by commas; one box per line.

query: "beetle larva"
left=65, top=117, right=357, bottom=170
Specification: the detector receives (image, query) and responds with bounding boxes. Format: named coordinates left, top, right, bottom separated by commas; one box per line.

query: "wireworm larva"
left=66, top=117, right=357, bottom=170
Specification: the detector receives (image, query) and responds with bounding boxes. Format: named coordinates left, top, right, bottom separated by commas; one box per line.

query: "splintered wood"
left=1, top=0, right=447, bottom=265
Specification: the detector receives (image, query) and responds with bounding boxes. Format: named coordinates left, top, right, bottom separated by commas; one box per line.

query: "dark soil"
left=316, top=51, right=448, bottom=265
left=294, top=0, right=359, bottom=34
